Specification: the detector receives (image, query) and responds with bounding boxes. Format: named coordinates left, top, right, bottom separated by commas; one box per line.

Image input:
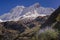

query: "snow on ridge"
left=0, top=3, right=55, bottom=21
left=0, top=19, right=3, bottom=22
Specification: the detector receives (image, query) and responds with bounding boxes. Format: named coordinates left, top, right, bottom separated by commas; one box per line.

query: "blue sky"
left=0, top=0, right=60, bottom=15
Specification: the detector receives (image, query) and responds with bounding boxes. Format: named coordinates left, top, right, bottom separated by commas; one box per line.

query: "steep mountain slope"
left=0, top=15, right=48, bottom=32
left=0, top=6, right=25, bottom=20
left=0, top=15, right=48, bottom=40
left=0, top=3, right=55, bottom=21
left=0, top=6, right=60, bottom=40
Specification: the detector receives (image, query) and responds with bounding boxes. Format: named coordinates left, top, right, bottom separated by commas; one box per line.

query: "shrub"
left=38, top=28, right=58, bottom=40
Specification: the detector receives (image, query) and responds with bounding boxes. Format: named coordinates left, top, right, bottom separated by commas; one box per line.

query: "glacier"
left=0, top=3, right=55, bottom=21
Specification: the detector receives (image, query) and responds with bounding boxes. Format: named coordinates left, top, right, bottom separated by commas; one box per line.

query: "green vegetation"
left=38, top=29, right=58, bottom=40
left=30, top=14, right=60, bottom=40
left=56, top=14, right=60, bottom=21
left=0, top=13, right=60, bottom=40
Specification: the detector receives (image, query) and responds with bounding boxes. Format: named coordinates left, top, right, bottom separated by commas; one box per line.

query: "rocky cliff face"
left=0, top=15, right=48, bottom=40
left=0, top=7, right=60, bottom=40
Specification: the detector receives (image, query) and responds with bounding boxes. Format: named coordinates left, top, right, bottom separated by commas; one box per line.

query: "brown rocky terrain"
left=0, top=15, right=48, bottom=40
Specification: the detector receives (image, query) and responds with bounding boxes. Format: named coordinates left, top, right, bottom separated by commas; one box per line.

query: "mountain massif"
left=0, top=3, right=60, bottom=40
left=0, top=3, right=55, bottom=21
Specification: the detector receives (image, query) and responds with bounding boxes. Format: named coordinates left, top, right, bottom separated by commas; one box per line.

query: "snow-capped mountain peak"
left=31, top=3, right=40, bottom=9
left=0, top=3, right=55, bottom=21
left=24, top=10, right=39, bottom=18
